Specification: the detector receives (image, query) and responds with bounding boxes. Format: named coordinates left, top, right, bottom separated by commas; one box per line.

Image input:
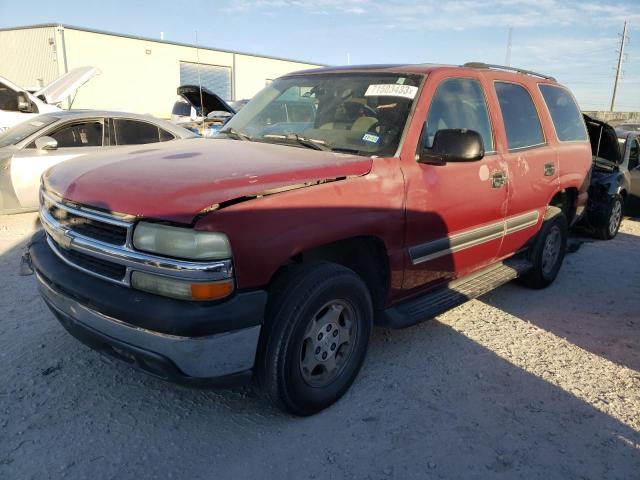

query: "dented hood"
left=35, top=66, right=101, bottom=105
left=43, top=138, right=372, bottom=223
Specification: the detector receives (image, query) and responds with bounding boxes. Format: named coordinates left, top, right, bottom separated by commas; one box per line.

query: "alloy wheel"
left=299, top=300, right=357, bottom=387
left=541, top=225, right=562, bottom=276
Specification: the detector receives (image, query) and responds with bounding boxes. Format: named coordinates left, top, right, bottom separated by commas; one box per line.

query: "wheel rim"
left=299, top=300, right=357, bottom=387
left=608, top=200, right=622, bottom=236
left=541, top=225, right=562, bottom=276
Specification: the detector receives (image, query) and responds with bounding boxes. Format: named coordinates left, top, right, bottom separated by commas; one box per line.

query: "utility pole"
left=610, top=20, right=628, bottom=112
left=505, top=27, right=513, bottom=66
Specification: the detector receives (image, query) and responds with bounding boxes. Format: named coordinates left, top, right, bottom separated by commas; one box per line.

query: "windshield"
left=221, top=72, right=422, bottom=156
left=0, top=115, right=57, bottom=148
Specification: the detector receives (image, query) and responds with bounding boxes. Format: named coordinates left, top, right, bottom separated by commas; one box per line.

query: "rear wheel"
left=258, top=262, right=373, bottom=416
left=594, top=195, right=623, bottom=240
left=519, top=207, right=568, bottom=289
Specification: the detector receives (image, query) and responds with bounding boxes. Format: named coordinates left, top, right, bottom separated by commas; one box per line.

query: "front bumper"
left=30, top=233, right=267, bottom=386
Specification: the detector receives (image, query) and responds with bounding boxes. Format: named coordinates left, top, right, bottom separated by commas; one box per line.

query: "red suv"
left=28, top=63, right=592, bottom=415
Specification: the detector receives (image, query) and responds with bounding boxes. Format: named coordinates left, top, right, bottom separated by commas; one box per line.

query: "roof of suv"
left=288, top=62, right=558, bottom=83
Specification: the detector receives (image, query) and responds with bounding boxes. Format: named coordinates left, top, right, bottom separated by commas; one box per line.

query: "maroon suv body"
left=29, top=63, right=592, bottom=414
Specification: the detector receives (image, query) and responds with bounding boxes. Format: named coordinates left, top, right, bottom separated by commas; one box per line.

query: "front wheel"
left=258, top=262, right=373, bottom=416
left=594, top=195, right=623, bottom=240
left=519, top=207, right=568, bottom=289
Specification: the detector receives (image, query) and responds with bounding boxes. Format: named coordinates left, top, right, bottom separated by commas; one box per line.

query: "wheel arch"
left=548, top=187, right=578, bottom=224
left=268, top=235, right=391, bottom=312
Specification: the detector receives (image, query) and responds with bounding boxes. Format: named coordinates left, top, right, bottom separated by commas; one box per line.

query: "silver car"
left=0, top=111, right=196, bottom=213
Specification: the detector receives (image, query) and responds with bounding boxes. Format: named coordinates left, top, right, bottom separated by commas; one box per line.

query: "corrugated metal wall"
left=0, top=26, right=60, bottom=89
left=179, top=61, right=232, bottom=100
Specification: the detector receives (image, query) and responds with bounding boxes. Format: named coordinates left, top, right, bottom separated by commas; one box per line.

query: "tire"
left=258, top=262, right=373, bottom=416
left=594, top=195, right=623, bottom=240
left=519, top=207, right=568, bottom=289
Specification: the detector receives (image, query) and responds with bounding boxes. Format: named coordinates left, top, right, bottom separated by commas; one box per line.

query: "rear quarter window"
left=495, top=82, right=545, bottom=150
left=539, top=84, right=587, bottom=142
left=114, top=119, right=161, bottom=145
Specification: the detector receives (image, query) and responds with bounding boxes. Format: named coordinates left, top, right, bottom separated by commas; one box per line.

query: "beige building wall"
left=61, top=28, right=236, bottom=117
left=0, top=26, right=61, bottom=88
left=0, top=25, right=323, bottom=118
left=233, top=54, right=318, bottom=100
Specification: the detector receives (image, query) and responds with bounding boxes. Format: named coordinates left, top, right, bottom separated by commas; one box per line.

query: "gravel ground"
left=0, top=213, right=639, bottom=480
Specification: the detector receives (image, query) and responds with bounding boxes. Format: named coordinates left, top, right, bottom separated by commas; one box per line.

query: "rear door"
left=494, top=81, right=558, bottom=258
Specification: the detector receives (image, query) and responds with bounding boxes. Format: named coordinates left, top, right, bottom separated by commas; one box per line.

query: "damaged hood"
left=584, top=114, right=621, bottom=165
left=43, top=139, right=372, bottom=223
left=177, top=85, right=235, bottom=116
left=35, top=66, right=101, bottom=105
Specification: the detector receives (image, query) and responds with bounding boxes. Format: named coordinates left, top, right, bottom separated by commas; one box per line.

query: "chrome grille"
left=39, top=189, right=233, bottom=288
left=48, top=205, right=128, bottom=246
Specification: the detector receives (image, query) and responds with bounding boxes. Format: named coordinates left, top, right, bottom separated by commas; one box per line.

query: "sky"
left=1, top=0, right=639, bottom=111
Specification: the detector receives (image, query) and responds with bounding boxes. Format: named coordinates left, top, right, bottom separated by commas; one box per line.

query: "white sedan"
left=0, top=111, right=196, bottom=214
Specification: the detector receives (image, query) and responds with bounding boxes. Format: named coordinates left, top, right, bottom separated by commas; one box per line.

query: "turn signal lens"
left=131, top=271, right=234, bottom=301
left=190, top=280, right=234, bottom=300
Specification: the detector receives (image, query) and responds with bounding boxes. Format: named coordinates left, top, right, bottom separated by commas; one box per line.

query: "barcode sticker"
left=365, top=84, right=418, bottom=99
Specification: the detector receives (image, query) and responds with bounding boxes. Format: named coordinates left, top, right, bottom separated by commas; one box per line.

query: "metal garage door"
left=179, top=62, right=232, bottom=100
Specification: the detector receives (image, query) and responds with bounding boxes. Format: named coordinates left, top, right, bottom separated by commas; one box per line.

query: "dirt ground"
left=0, top=212, right=638, bottom=479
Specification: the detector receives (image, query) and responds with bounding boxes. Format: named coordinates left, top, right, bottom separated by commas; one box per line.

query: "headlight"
left=132, top=222, right=231, bottom=260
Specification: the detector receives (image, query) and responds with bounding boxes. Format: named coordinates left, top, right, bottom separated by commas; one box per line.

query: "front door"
left=402, top=75, right=507, bottom=293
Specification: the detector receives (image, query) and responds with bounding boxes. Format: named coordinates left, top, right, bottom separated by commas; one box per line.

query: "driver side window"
left=425, top=78, right=494, bottom=152
left=49, top=121, right=104, bottom=148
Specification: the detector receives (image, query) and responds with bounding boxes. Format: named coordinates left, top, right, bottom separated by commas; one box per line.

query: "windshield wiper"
left=219, top=127, right=251, bottom=141
left=262, top=133, right=330, bottom=151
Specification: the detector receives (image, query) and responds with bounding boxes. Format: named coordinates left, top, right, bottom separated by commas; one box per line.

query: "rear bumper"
left=30, top=233, right=266, bottom=386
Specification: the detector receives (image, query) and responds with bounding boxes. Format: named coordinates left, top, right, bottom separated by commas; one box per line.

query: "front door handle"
left=491, top=171, right=507, bottom=188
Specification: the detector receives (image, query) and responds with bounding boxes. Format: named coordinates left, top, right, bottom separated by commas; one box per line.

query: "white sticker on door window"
left=365, top=84, right=418, bottom=99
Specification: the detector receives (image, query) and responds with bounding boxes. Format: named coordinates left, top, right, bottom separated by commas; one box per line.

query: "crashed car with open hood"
left=0, top=67, right=101, bottom=132
left=27, top=63, right=592, bottom=415
left=170, top=85, right=236, bottom=137
left=583, top=114, right=632, bottom=239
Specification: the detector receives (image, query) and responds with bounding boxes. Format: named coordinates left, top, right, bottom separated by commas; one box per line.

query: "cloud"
left=220, top=0, right=640, bottom=30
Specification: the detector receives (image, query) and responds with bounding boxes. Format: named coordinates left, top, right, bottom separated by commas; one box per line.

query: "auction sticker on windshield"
left=365, top=84, right=418, bottom=99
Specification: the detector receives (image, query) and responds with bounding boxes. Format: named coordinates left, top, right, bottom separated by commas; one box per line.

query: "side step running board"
left=380, top=258, right=532, bottom=329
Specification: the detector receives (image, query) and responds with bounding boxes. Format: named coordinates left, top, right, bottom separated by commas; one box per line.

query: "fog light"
left=131, top=271, right=233, bottom=301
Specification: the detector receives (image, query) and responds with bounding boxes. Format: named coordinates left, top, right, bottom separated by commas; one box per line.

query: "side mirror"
left=35, top=136, right=58, bottom=151
left=17, top=92, right=36, bottom=113
left=418, top=128, right=485, bottom=165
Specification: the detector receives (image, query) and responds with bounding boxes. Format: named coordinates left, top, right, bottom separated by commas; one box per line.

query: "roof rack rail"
left=463, top=62, right=556, bottom=82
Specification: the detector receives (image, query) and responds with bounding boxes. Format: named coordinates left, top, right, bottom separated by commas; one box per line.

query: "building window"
left=179, top=62, right=231, bottom=101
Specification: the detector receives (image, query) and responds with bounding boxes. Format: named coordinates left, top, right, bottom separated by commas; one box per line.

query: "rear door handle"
left=491, top=171, right=507, bottom=188
left=544, top=162, right=555, bottom=176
